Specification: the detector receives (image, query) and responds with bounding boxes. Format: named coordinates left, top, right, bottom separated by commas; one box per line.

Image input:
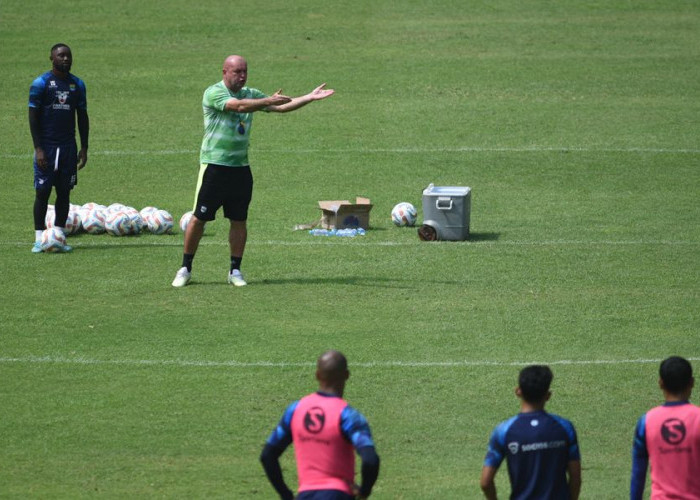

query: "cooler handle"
left=436, top=198, right=453, bottom=210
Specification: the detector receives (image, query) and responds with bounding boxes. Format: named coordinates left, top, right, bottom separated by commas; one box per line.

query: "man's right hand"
left=267, top=90, right=292, bottom=106
left=35, top=147, right=48, bottom=170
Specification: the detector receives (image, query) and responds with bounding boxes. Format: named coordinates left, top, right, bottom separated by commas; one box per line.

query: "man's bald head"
left=223, top=55, right=246, bottom=71
left=316, top=350, right=349, bottom=386
left=222, top=55, right=248, bottom=92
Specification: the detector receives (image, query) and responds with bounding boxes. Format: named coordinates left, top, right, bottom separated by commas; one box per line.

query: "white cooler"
left=420, top=184, right=471, bottom=241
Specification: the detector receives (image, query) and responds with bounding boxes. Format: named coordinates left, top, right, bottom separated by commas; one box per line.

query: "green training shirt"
left=199, top=81, right=268, bottom=167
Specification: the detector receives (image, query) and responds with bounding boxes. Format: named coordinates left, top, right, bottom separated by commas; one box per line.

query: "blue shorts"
left=296, top=490, right=354, bottom=500
left=34, top=143, right=78, bottom=191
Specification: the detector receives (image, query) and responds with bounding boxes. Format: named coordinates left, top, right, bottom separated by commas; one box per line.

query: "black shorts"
left=33, top=143, right=78, bottom=191
left=296, top=490, right=354, bottom=500
left=193, top=164, right=253, bottom=222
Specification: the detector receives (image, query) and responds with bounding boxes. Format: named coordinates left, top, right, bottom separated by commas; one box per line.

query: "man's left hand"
left=308, top=83, right=334, bottom=100
left=77, top=148, right=88, bottom=170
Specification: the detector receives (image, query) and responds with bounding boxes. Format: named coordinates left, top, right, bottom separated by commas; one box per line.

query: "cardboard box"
left=318, top=197, right=373, bottom=229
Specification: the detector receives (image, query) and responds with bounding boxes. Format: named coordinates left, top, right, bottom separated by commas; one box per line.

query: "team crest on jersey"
left=70, top=84, right=76, bottom=91
left=57, top=91, right=69, bottom=104
left=508, top=442, right=519, bottom=454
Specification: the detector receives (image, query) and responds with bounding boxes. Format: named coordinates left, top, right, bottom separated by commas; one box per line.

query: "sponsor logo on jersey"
left=661, top=418, right=686, bottom=445
left=303, top=407, right=326, bottom=434
left=508, top=440, right=566, bottom=454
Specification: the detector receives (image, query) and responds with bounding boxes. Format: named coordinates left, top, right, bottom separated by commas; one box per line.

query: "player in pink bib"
left=261, top=350, right=380, bottom=500
left=631, top=356, right=700, bottom=499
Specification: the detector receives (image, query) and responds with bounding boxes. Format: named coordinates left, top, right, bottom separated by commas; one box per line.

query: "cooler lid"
left=422, top=184, right=471, bottom=196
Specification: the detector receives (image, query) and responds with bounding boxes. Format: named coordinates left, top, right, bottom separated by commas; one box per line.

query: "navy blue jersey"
left=484, top=410, right=580, bottom=500
left=28, top=70, right=87, bottom=146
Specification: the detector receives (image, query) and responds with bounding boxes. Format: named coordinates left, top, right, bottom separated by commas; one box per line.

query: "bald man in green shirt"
left=172, top=55, right=334, bottom=287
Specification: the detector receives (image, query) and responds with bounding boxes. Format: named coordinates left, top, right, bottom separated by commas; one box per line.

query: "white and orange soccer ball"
left=122, top=207, right=143, bottom=235
left=391, top=202, right=418, bottom=227
left=82, top=208, right=106, bottom=234
left=148, top=209, right=174, bottom=234
left=40, top=227, right=67, bottom=252
left=139, top=206, right=158, bottom=227
left=179, top=211, right=193, bottom=233
left=105, top=211, right=131, bottom=236
left=64, top=210, right=82, bottom=234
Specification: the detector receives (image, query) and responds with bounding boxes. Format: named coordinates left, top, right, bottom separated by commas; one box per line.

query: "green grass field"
left=1, top=0, right=699, bottom=498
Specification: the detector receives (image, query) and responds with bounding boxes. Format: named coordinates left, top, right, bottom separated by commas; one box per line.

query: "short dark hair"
left=660, top=356, right=693, bottom=394
left=50, top=43, right=70, bottom=54
left=519, top=365, right=553, bottom=403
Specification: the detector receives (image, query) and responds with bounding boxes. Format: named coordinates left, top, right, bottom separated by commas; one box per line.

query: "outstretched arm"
left=224, top=91, right=292, bottom=113
left=266, top=83, right=334, bottom=113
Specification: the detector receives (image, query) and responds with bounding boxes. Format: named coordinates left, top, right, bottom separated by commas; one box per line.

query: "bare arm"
left=567, top=460, right=582, bottom=500
left=28, top=107, right=47, bottom=170
left=266, top=83, right=334, bottom=113
left=77, top=108, right=89, bottom=169
left=480, top=466, right=498, bottom=500
left=224, top=91, right=291, bottom=113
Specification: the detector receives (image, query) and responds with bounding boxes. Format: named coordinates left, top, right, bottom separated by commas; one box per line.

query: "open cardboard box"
left=318, top=197, right=373, bottom=229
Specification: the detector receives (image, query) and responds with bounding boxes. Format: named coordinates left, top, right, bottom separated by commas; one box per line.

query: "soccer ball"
left=139, top=206, right=158, bottom=227
left=107, top=203, right=126, bottom=214
left=45, top=205, right=56, bottom=228
left=40, top=227, right=67, bottom=252
left=391, top=202, right=418, bottom=227
left=105, top=211, right=130, bottom=236
left=82, top=208, right=106, bottom=234
left=123, top=207, right=144, bottom=235
left=148, top=209, right=174, bottom=234
left=64, top=210, right=82, bottom=234
left=179, top=211, right=193, bottom=232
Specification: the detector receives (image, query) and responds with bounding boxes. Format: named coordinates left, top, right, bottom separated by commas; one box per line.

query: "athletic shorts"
left=193, top=164, right=253, bottom=222
left=33, top=143, right=78, bottom=191
left=296, top=490, right=354, bottom=500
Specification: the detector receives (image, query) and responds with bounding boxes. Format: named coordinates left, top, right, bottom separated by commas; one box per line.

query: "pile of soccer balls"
left=40, top=203, right=194, bottom=252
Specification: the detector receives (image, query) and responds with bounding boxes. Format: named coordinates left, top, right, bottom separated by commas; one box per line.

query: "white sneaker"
left=172, top=267, right=191, bottom=287
left=227, top=269, right=247, bottom=287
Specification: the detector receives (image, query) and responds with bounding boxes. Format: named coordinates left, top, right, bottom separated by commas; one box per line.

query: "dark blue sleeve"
left=552, top=414, right=581, bottom=461
left=265, top=400, right=299, bottom=450
left=29, top=76, right=46, bottom=108
left=630, top=414, right=648, bottom=500
left=340, top=405, right=375, bottom=449
left=484, top=417, right=514, bottom=468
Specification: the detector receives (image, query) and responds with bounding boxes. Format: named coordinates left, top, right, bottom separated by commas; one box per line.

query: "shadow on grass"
left=182, top=275, right=461, bottom=289
left=73, top=241, right=182, bottom=250
left=467, top=232, right=500, bottom=242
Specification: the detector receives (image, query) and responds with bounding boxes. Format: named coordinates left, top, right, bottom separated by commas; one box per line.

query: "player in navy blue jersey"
left=28, top=43, right=89, bottom=253
left=480, top=365, right=582, bottom=500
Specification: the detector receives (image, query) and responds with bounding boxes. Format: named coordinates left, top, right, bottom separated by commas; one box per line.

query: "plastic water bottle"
left=309, top=229, right=329, bottom=236
left=337, top=228, right=357, bottom=237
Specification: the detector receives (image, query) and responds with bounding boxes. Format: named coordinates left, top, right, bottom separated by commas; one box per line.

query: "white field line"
left=0, top=355, right=698, bottom=369
left=3, top=146, right=700, bottom=159
left=2, top=239, right=698, bottom=248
